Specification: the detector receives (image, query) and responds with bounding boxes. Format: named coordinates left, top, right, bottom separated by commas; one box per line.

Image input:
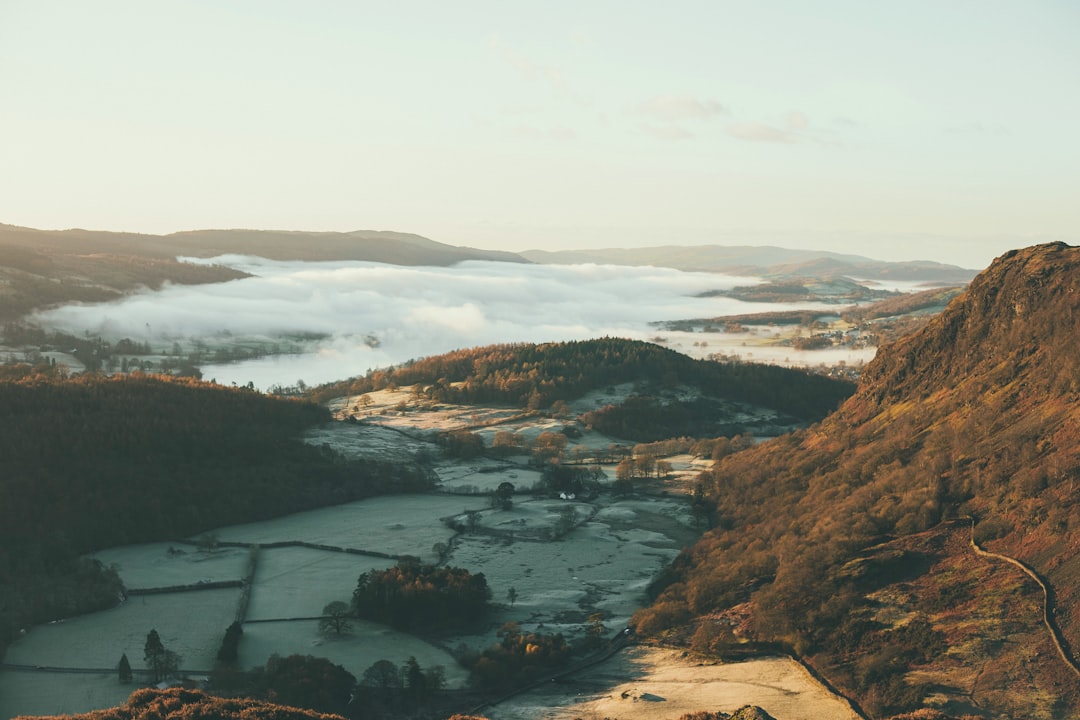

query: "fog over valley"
left=31, top=256, right=845, bottom=389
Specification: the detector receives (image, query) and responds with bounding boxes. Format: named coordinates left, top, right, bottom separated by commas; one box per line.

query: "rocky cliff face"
left=855, top=241, right=1078, bottom=410
left=650, top=243, right=1080, bottom=718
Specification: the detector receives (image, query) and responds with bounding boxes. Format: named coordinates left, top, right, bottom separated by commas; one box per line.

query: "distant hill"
left=310, top=337, right=855, bottom=431
left=521, top=244, right=976, bottom=283
left=163, top=228, right=528, bottom=265
left=0, top=223, right=529, bottom=321
left=638, top=243, right=1079, bottom=717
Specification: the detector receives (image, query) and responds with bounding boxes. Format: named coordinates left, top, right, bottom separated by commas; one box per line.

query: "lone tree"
left=507, top=586, right=518, bottom=607
left=216, top=621, right=243, bottom=663
left=117, top=653, right=132, bottom=683
left=491, top=481, right=515, bottom=511
left=195, top=532, right=220, bottom=553
left=144, top=629, right=164, bottom=678
left=319, top=600, right=353, bottom=636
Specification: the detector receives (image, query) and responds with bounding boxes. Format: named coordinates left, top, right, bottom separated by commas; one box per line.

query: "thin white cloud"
left=726, top=111, right=828, bottom=144
left=945, top=121, right=1009, bottom=135
left=726, top=122, right=797, bottom=143
left=512, top=124, right=577, bottom=140
left=639, top=123, right=694, bottom=141
left=488, top=36, right=590, bottom=108
left=785, top=111, right=808, bottom=131
left=633, top=94, right=729, bottom=122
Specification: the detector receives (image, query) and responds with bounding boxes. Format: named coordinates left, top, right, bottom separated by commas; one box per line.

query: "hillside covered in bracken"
left=635, top=243, right=1079, bottom=718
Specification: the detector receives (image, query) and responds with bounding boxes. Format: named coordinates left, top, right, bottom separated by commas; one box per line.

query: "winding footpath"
left=968, top=518, right=1080, bottom=679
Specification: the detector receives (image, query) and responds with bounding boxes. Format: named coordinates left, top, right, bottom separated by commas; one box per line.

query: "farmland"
left=0, top=383, right=850, bottom=719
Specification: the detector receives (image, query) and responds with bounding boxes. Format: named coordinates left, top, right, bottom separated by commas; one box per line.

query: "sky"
left=2, top=1, right=1078, bottom=268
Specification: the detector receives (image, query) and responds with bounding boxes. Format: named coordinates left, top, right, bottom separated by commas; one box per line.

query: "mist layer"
left=33, top=258, right=826, bottom=389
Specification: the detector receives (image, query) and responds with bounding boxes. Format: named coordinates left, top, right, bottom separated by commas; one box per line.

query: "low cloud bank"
left=33, top=258, right=820, bottom=389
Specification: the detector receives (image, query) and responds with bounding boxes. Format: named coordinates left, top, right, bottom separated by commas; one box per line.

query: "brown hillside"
left=638, top=243, right=1080, bottom=718
left=13, top=687, right=346, bottom=720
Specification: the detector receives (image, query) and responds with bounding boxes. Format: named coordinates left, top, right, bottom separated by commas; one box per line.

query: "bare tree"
left=319, top=601, right=353, bottom=636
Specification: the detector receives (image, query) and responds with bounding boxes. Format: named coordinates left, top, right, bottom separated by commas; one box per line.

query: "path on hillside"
left=968, top=518, right=1080, bottom=679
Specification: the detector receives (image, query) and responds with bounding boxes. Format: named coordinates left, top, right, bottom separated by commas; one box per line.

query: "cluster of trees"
left=143, top=629, right=182, bottom=683
left=352, top=558, right=491, bottom=631
left=249, top=654, right=356, bottom=716
left=535, top=463, right=605, bottom=498
left=0, top=365, right=432, bottom=662
left=357, top=656, right=446, bottom=714
left=581, top=395, right=786, bottom=443
left=614, top=454, right=672, bottom=484
left=309, top=338, right=854, bottom=419
left=468, top=622, right=571, bottom=690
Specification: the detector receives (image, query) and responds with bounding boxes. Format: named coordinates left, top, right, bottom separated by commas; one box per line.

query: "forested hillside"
left=636, top=243, right=1080, bottom=718
left=310, top=338, right=854, bottom=422
left=0, top=367, right=431, bottom=662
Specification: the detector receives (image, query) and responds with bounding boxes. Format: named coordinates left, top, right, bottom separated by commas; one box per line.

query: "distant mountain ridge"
left=0, top=223, right=528, bottom=320
left=0, top=223, right=529, bottom=265
left=521, top=244, right=976, bottom=283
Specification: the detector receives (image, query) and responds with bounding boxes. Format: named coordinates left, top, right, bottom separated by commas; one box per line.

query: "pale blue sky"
left=2, top=1, right=1077, bottom=267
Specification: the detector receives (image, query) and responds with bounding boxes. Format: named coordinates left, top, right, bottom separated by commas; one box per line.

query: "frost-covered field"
left=0, top=392, right=849, bottom=720
left=245, top=547, right=393, bottom=621
left=4, top=590, right=238, bottom=670
left=0, top=590, right=239, bottom=717
left=92, top=542, right=249, bottom=589
left=212, top=494, right=483, bottom=561
left=0, top=671, right=129, bottom=718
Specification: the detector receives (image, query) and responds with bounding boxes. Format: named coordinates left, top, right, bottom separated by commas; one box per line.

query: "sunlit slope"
left=642, top=243, right=1080, bottom=718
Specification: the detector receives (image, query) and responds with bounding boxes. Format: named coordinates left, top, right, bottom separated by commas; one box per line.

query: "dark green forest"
left=0, top=365, right=432, bottom=662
